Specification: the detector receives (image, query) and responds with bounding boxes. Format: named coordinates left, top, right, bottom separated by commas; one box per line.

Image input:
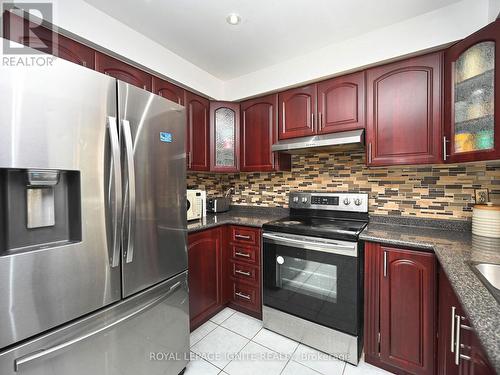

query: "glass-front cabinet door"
left=445, top=20, right=500, bottom=162
left=210, top=102, right=240, bottom=172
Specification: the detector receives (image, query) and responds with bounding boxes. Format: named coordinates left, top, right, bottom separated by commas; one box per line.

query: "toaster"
left=206, top=197, right=231, bottom=213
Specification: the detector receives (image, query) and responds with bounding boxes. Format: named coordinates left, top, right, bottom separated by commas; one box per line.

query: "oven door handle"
left=263, top=232, right=357, bottom=257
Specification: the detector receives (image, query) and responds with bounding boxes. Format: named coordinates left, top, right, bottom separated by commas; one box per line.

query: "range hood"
left=271, top=129, right=365, bottom=154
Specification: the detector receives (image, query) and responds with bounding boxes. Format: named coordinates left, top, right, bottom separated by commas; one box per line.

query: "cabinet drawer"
left=230, top=244, right=259, bottom=264
left=230, top=226, right=260, bottom=246
left=229, top=260, right=259, bottom=285
left=231, top=281, right=260, bottom=313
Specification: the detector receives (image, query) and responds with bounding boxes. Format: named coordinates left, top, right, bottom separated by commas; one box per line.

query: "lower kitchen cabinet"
left=188, top=225, right=262, bottom=330
left=225, top=225, right=262, bottom=319
left=438, top=269, right=495, bottom=375
left=364, top=242, right=436, bottom=375
left=188, top=227, right=224, bottom=331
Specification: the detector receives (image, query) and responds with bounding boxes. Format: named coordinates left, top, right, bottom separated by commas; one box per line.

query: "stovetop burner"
left=263, top=191, right=369, bottom=241
left=263, top=216, right=367, bottom=241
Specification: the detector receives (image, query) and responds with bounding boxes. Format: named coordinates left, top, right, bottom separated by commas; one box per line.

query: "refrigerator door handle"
left=13, top=281, right=183, bottom=372
left=107, top=116, right=122, bottom=268
left=121, top=119, right=136, bottom=264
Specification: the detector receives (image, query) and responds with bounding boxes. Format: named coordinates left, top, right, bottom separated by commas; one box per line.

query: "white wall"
left=222, top=0, right=492, bottom=101
left=47, top=0, right=224, bottom=99
left=489, top=0, right=500, bottom=20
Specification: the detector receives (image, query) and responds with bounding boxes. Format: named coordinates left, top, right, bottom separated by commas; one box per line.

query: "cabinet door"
left=278, top=85, right=317, bottom=139
left=152, top=77, right=184, bottom=105
left=463, top=328, right=497, bottom=375
left=240, top=94, right=291, bottom=172
left=3, top=12, right=95, bottom=68
left=95, top=52, right=152, bottom=91
left=188, top=228, right=222, bottom=330
left=185, top=91, right=210, bottom=171
left=438, top=270, right=496, bottom=375
left=366, top=52, right=443, bottom=166
left=210, top=102, right=240, bottom=172
left=317, top=71, right=365, bottom=134
left=445, top=20, right=500, bottom=163
left=380, top=246, right=436, bottom=375
left=438, top=269, right=462, bottom=375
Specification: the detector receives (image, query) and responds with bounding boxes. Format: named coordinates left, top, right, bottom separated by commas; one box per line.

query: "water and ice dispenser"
left=0, top=168, right=81, bottom=253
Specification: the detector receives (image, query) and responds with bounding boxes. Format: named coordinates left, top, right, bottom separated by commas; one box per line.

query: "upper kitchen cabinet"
left=278, top=85, right=317, bottom=139
left=185, top=91, right=210, bottom=171
left=317, top=71, right=366, bottom=134
left=366, top=52, right=443, bottom=166
left=210, top=102, right=240, bottom=172
left=240, top=94, right=291, bottom=172
left=152, top=77, right=184, bottom=105
left=3, top=12, right=95, bottom=68
left=444, top=20, right=500, bottom=163
left=95, top=52, right=152, bottom=91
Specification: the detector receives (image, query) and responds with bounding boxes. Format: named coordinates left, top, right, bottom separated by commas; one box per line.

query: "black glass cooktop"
left=262, top=216, right=367, bottom=241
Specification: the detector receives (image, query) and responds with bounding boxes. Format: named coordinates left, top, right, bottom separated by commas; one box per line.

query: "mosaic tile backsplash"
left=187, top=150, right=500, bottom=221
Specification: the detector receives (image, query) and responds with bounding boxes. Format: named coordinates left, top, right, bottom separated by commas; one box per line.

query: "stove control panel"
left=289, top=191, right=368, bottom=213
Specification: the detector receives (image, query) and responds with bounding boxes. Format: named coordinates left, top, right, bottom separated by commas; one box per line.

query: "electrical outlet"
left=475, top=188, right=489, bottom=204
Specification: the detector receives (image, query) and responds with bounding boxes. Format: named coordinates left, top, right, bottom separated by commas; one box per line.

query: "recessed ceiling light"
left=226, top=13, right=241, bottom=25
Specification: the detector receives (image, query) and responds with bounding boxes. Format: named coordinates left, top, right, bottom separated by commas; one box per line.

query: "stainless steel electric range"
left=262, top=191, right=368, bottom=366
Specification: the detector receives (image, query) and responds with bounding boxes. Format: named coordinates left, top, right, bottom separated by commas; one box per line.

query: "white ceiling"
left=84, top=0, right=462, bottom=80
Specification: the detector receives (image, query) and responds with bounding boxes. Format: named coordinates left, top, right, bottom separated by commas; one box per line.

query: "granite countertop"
left=360, top=219, right=500, bottom=372
left=187, top=206, right=288, bottom=233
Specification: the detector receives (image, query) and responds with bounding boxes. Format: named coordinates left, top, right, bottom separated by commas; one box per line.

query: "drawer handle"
left=235, top=291, right=251, bottom=300
left=235, top=269, right=251, bottom=277
left=235, top=234, right=251, bottom=240
left=235, top=251, right=251, bottom=258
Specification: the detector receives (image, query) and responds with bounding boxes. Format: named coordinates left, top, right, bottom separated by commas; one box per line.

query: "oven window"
left=279, top=256, right=337, bottom=304
left=263, top=239, right=360, bottom=336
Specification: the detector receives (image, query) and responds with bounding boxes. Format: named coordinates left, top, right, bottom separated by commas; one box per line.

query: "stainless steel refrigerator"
left=0, top=42, right=189, bottom=375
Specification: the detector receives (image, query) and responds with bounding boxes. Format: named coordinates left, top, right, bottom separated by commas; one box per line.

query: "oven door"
left=263, top=231, right=360, bottom=336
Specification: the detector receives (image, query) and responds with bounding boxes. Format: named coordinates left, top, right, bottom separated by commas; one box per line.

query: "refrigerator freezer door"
left=0, top=47, right=121, bottom=349
left=0, top=271, right=190, bottom=375
left=118, top=82, right=188, bottom=297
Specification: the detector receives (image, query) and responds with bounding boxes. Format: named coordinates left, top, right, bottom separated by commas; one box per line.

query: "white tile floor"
left=185, top=307, right=393, bottom=375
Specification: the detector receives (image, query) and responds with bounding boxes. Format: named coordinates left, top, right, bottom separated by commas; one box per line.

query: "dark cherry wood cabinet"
left=240, top=94, right=291, bottom=172
left=438, top=269, right=495, bottom=375
left=278, top=85, right=317, bottom=140
left=317, top=71, right=365, bottom=134
left=444, top=19, right=500, bottom=163
left=152, top=77, right=184, bottom=105
left=185, top=91, right=210, bottom=171
left=188, top=227, right=224, bottom=331
left=188, top=225, right=262, bottom=330
left=226, top=225, right=262, bottom=319
left=278, top=76, right=365, bottom=140
left=210, top=102, right=240, bottom=172
left=95, top=52, right=152, bottom=91
left=3, top=12, right=95, bottom=68
left=366, top=52, right=444, bottom=166
left=365, top=242, right=436, bottom=375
